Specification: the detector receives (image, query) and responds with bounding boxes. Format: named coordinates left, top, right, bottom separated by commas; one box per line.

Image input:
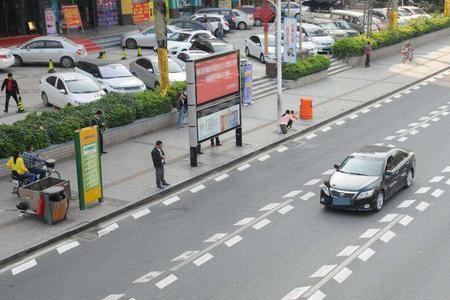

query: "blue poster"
left=242, top=64, right=253, bottom=105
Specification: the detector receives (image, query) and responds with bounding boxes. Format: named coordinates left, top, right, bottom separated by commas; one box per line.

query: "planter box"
left=282, top=70, right=328, bottom=89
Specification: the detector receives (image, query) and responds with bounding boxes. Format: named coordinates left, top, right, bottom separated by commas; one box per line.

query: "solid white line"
left=415, top=187, right=431, bottom=194
left=259, top=203, right=281, bottom=211
left=419, top=116, right=429, bottom=121
left=252, top=218, right=271, bottom=230
left=171, top=251, right=199, bottom=262
left=306, top=133, right=317, bottom=140
left=416, top=201, right=430, bottom=212
left=321, top=126, right=332, bottom=132
left=304, top=179, right=321, bottom=186
left=98, top=223, right=119, bottom=237
left=155, top=274, right=178, bottom=289
left=432, top=189, right=444, bottom=198
left=409, top=129, right=419, bottom=135
left=283, top=190, right=302, bottom=198
left=101, top=294, right=126, bottom=300
left=349, top=114, right=358, bottom=119
left=190, top=184, right=205, bottom=193
left=379, top=213, right=398, bottom=223
left=133, top=271, right=163, bottom=283
left=337, top=246, right=360, bottom=257
left=336, top=120, right=346, bottom=125
left=258, top=154, right=271, bottom=161
left=384, top=136, right=396, bottom=140
left=278, top=205, right=294, bottom=215
left=421, top=123, right=430, bottom=128
left=397, top=199, right=416, bottom=208
left=308, top=290, right=326, bottom=300
left=408, top=122, right=419, bottom=127
left=359, top=228, right=380, bottom=239
left=281, top=286, right=311, bottom=300
left=237, top=163, right=251, bottom=171
left=358, top=248, right=376, bottom=262
left=214, top=174, right=229, bottom=182
left=204, top=233, right=228, bottom=243
left=301, top=192, right=315, bottom=201
left=56, top=241, right=80, bottom=255
left=224, top=235, right=243, bottom=247
left=396, top=129, right=407, bottom=134
left=361, top=108, right=370, bottom=113
left=380, top=230, right=396, bottom=243
left=429, top=176, right=444, bottom=183
left=132, top=208, right=151, bottom=220
left=234, top=217, right=255, bottom=226
left=442, top=166, right=450, bottom=173
left=399, top=215, right=414, bottom=226
left=322, top=169, right=335, bottom=175
left=333, top=267, right=352, bottom=283
left=398, top=137, right=408, bottom=142
left=310, top=265, right=337, bottom=278
left=277, top=146, right=289, bottom=153
left=163, top=196, right=180, bottom=206
left=193, top=253, right=214, bottom=266
left=11, top=259, right=37, bottom=276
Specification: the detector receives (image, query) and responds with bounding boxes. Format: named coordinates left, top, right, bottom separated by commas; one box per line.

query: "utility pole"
left=389, top=0, right=398, bottom=29
left=299, top=0, right=302, bottom=51
left=445, top=0, right=450, bottom=16
left=264, top=0, right=269, bottom=56
left=154, top=0, right=169, bottom=96
left=276, top=0, right=282, bottom=119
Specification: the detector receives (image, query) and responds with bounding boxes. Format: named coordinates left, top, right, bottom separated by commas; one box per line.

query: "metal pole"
left=186, top=61, right=198, bottom=167
left=155, top=0, right=169, bottom=96
left=276, top=0, right=282, bottom=120
left=446, top=0, right=450, bottom=17
left=264, top=0, right=269, bottom=56
left=299, top=0, right=302, bottom=51
left=389, top=0, right=398, bottom=29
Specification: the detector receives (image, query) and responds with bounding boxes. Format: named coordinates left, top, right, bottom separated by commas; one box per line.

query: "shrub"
left=134, top=91, right=172, bottom=119
left=282, top=55, right=331, bottom=81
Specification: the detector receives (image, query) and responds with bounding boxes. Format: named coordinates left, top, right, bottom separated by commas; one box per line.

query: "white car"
left=245, top=34, right=283, bottom=63
left=190, top=14, right=230, bottom=36
left=232, top=9, right=255, bottom=30
left=121, top=25, right=181, bottom=49
left=74, top=61, right=146, bottom=94
left=400, top=6, right=431, bottom=18
left=300, top=23, right=334, bottom=53
left=281, top=32, right=319, bottom=56
left=0, top=48, right=15, bottom=69
left=39, top=73, right=105, bottom=108
left=281, top=2, right=310, bottom=20
left=167, top=30, right=216, bottom=56
left=12, top=36, right=87, bottom=68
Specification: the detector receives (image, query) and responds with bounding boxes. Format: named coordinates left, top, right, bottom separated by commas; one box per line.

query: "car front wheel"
left=14, top=55, right=23, bottom=67
left=126, top=38, right=138, bottom=49
left=405, top=169, right=413, bottom=188
left=259, top=53, right=265, bottom=63
left=374, top=191, right=384, bottom=212
left=245, top=47, right=250, bottom=57
left=238, top=22, right=247, bottom=30
left=60, top=56, right=74, bottom=68
left=255, top=19, right=262, bottom=26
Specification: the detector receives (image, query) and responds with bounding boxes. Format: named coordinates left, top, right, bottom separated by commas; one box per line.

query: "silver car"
left=121, top=25, right=181, bottom=49
left=232, top=9, right=255, bottom=30
left=130, top=55, right=186, bottom=89
left=12, top=36, right=87, bottom=68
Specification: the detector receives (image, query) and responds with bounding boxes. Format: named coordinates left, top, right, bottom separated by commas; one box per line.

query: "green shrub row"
left=332, top=15, right=450, bottom=59
left=282, top=55, right=331, bottom=81
left=0, top=82, right=186, bottom=159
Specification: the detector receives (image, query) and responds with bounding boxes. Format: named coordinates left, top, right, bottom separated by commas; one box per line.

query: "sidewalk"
left=1, top=36, right=449, bottom=266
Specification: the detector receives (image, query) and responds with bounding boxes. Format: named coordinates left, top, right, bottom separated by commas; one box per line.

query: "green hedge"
left=0, top=82, right=186, bottom=159
left=332, top=15, right=450, bottom=59
left=282, top=55, right=331, bottom=81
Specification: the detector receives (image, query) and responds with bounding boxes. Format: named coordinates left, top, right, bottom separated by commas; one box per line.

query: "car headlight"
left=321, top=183, right=330, bottom=196
left=357, top=189, right=374, bottom=199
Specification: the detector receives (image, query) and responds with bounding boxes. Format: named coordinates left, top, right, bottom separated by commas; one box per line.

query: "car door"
left=44, top=40, right=65, bottom=62
left=55, top=78, right=69, bottom=107
left=249, top=36, right=260, bottom=56
left=21, top=40, right=46, bottom=62
left=384, top=151, right=403, bottom=197
left=141, top=58, right=156, bottom=88
left=43, top=75, right=58, bottom=105
left=140, top=27, right=156, bottom=47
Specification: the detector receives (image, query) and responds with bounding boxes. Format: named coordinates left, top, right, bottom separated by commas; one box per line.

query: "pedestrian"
left=151, top=140, right=169, bottom=190
left=287, top=110, right=297, bottom=129
left=217, top=21, right=224, bottom=40
left=401, top=40, right=414, bottom=63
left=177, top=90, right=187, bottom=128
left=280, top=109, right=291, bottom=134
left=1, top=73, right=20, bottom=113
left=364, top=41, right=372, bottom=68
left=22, top=144, right=46, bottom=180
left=204, top=15, right=213, bottom=34
left=6, top=151, right=37, bottom=183
left=91, top=110, right=107, bottom=155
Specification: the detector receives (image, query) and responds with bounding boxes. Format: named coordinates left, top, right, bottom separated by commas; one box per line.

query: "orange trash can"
left=300, top=97, right=313, bottom=120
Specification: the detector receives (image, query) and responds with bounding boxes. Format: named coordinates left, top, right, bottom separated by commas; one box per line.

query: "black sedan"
left=320, top=146, right=416, bottom=211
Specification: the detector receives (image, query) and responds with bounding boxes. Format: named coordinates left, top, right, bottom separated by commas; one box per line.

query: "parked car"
left=238, top=5, right=276, bottom=26
left=372, top=8, right=409, bottom=26
left=302, top=0, right=342, bottom=12
left=190, top=14, right=230, bottom=36
left=332, top=19, right=360, bottom=36
left=400, top=6, right=431, bottom=18
left=300, top=23, right=334, bottom=53
left=169, top=19, right=208, bottom=31
left=74, top=60, right=146, bottom=94
left=245, top=34, right=283, bottom=63
left=232, top=9, right=255, bottom=30
left=121, top=25, right=181, bottom=49
left=281, top=32, right=319, bottom=56
left=167, top=30, right=216, bottom=56
left=195, top=8, right=238, bottom=29
left=12, top=36, right=87, bottom=68
left=130, top=55, right=186, bottom=89
left=0, top=48, right=15, bottom=69
left=330, top=10, right=383, bottom=33
left=190, top=39, right=235, bottom=53
left=39, top=72, right=105, bottom=108
left=303, top=17, right=348, bottom=40
left=281, top=2, right=310, bottom=20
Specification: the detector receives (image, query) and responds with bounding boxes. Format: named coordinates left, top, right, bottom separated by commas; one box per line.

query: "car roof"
left=78, top=60, right=123, bottom=67
left=306, top=17, right=334, bottom=23
left=193, top=13, right=224, bottom=18
left=351, top=145, right=401, bottom=159
left=48, top=72, right=90, bottom=81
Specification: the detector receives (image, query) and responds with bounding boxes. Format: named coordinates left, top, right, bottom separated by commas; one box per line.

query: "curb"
left=1, top=65, right=449, bottom=269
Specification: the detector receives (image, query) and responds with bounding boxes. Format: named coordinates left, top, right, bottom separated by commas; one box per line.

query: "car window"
left=392, top=150, right=408, bottom=167
left=46, top=76, right=57, bottom=86
left=177, top=52, right=189, bottom=61
left=25, top=41, right=46, bottom=49
left=250, top=36, right=260, bottom=44
left=56, top=79, right=66, bottom=91
left=46, top=41, right=64, bottom=49
left=168, top=32, right=191, bottom=42
left=79, top=63, right=98, bottom=76
left=209, top=17, right=220, bottom=22
left=321, top=22, right=338, bottom=30
left=212, top=43, right=234, bottom=53
left=136, top=58, right=152, bottom=69
left=144, top=27, right=155, bottom=34
left=353, top=17, right=361, bottom=25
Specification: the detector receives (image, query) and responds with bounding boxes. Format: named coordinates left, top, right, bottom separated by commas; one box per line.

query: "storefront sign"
left=74, top=126, right=103, bottom=210
left=97, top=0, right=119, bottom=27
left=198, top=104, right=240, bottom=141
left=284, top=17, right=297, bottom=63
left=242, top=63, right=253, bottom=105
left=62, top=5, right=83, bottom=28
left=44, top=8, right=57, bottom=35
left=133, top=0, right=150, bottom=23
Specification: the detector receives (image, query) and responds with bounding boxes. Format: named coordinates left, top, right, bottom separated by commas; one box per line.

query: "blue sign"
left=242, top=64, right=253, bottom=105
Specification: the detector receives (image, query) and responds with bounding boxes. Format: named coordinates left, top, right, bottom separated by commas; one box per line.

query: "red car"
left=238, top=5, right=275, bottom=26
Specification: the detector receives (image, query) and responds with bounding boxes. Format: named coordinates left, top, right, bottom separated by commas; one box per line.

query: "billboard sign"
left=283, top=17, right=297, bottom=63
left=45, top=8, right=57, bottom=35
left=197, top=101, right=240, bottom=142
left=62, top=5, right=83, bottom=28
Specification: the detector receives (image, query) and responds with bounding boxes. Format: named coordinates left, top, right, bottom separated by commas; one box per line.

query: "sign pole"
left=186, top=60, right=198, bottom=167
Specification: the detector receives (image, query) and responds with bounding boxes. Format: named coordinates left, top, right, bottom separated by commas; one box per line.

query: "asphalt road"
left=1, top=70, right=450, bottom=300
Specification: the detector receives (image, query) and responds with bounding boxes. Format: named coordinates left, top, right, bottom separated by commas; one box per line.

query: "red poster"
left=133, top=3, right=150, bottom=24
left=62, top=5, right=83, bottom=28
left=195, top=52, right=240, bottom=106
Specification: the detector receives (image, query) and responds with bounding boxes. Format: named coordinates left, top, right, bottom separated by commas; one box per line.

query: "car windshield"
left=336, top=21, right=351, bottom=29
left=321, top=22, right=338, bottom=30
left=66, top=79, right=100, bottom=94
left=307, top=28, right=327, bottom=36
left=99, top=65, right=132, bottom=79
left=154, top=60, right=183, bottom=73
left=339, top=156, right=384, bottom=176
left=168, top=32, right=191, bottom=42
left=411, top=8, right=426, bottom=14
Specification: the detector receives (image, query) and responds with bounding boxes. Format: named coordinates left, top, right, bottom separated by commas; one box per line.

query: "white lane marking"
left=234, top=217, right=255, bottom=226
left=380, top=230, right=396, bottom=243
left=399, top=215, right=414, bottom=226
left=358, top=248, right=376, bottom=262
left=388, top=144, right=395, bottom=148
left=300, top=192, right=315, bottom=201
left=385, top=98, right=394, bottom=102
left=163, top=196, right=180, bottom=206
left=281, top=286, right=311, bottom=300
left=361, top=108, right=370, bottom=113
left=442, top=111, right=450, bottom=116
left=393, top=95, right=401, bottom=99
left=384, top=136, right=396, bottom=140
left=190, top=184, right=205, bottom=193
left=398, top=137, right=408, bottom=142
left=171, top=251, right=199, bottom=262
left=374, top=103, right=382, bottom=108
left=214, top=173, right=229, bottom=182
left=419, top=116, right=429, bottom=121
left=439, top=105, right=448, bottom=109
left=360, top=228, right=380, bottom=239
left=429, top=110, right=439, bottom=115
left=224, top=235, right=243, bottom=247
left=306, top=133, right=317, bottom=140
left=193, top=253, right=214, bottom=266
left=446, top=179, right=450, bottom=185
left=336, top=120, right=346, bottom=125
left=283, top=190, right=302, bottom=198
left=11, top=259, right=37, bottom=276
left=421, top=123, right=430, bottom=128
left=433, top=117, right=441, bottom=122
left=252, top=219, right=271, bottom=230
left=304, top=179, right=321, bottom=186
left=409, top=129, right=419, bottom=135
left=416, top=201, right=430, bottom=212
left=321, top=126, right=332, bottom=132
left=258, top=154, right=271, bottom=161
left=278, top=205, right=294, bottom=215
left=204, top=233, right=228, bottom=243
left=337, top=246, right=360, bottom=257
left=237, top=163, right=251, bottom=171
left=428, top=78, right=436, bottom=82
left=442, top=166, right=450, bottom=173
left=322, top=169, right=335, bottom=175
left=133, top=271, right=163, bottom=283
left=415, top=187, right=431, bottom=194
left=132, top=208, right=151, bottom=219
left=429, top=176, right=444, bottom=183
left=155, top=274, right=178, bottom=289
left=396, top=129, right=407, bottom=134
left=379, top=213, right=398, bottom=223
left=101, top=295, right=126, bottom=300
left=374, top=143, right=384, bottom=146
left=397, top=200, right=416, bottom=208
left=432, top=189, right=444, bottom=198
left=56, top=241, right=80, bottom=254
left=404, top=90, right=411, bottom=94
left=437, top=75, right=444, bottom=79
left=333, top=267, right=352, bottom=284
left=422, top=82, right=428, bottom=86
left=349, top=114, right=358, bottom=119
left=277, top=146, right=289, bottom=153
left=98, top=223, right=119, bottom=237
left=308, top=290, right=326, bottom=300
left=259, top=203, right=281, bottom=211
left=310, top=265, right=337, bottom=278
left=408, top=122, right=419, bottom=127
left=412, top=86, right=420, bottom=90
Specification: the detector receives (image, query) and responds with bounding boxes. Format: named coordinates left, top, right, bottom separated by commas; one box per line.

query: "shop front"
left=0, top=0, right=42, bottom=37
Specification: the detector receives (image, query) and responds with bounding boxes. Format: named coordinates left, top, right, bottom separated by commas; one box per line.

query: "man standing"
left=152, top=140, right=169, bottom=190
left=91, top=110, right=107, bottom=154
left=1, top=73, right=20, bottom=113
left=364, top=41, right=372, bottom=68
left=22, top=144, right=46, bottom=180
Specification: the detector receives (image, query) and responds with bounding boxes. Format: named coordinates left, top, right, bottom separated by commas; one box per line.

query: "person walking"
left=151, top=140, right=169, bottom=190
left=1, top=73, right=20, bottom=113
left=91, top=110, right=107, bottom=154
left=22, top=144, right=46, bottom=180
left=217, top=21, right=224, bottom=40
left=364, top=41, right=372, bottom=68
left=177, top=90, right=187, bottom=128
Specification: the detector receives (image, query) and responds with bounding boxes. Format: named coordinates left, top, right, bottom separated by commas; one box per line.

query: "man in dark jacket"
left=1, top=73, right=20, bottom=113
left=91, top=110, right=107, bottom=154
left=152, top=140, right=169, bottom=190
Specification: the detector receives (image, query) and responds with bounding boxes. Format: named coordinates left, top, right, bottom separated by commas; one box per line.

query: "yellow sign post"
left=154, top=0, right=169, bottom=96
left=445, top=0, right=450, bottom=17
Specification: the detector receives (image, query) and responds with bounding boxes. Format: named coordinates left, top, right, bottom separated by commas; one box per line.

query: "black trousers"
left=5, top=92, right=18, bottom=111
left=365, top=55, right=371, bottom=67
left=99, top=133, right=104, bottom=153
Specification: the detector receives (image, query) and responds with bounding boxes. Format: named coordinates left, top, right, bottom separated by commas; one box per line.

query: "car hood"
left=329, top=171, right=379, bottom=191
left=169, top=72, right=187, bottom=82
left=101, top=77, right=143, bottom=88
left=70, top=91, right=105, bottom=104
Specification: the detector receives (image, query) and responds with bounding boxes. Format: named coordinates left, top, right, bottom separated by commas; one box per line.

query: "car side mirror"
left=384, top=170, right=393, bottom=176
left=59, top=89, right=67, bottom=94
left=334, top=164, right=340, bottom=170
left=148, top=68, right=154, bottom=73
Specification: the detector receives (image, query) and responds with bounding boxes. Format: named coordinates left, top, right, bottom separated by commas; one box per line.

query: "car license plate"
left=333, top=197, right=350, bottom=205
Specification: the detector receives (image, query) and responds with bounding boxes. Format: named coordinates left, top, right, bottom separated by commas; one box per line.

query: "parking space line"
left=429, top=176, right=445, bottom=183
left=421, top=123, right=430, bottom=128
left=374, top=103, right=382, bottom=108
left=396, top=129, right=408, bottom=134
left=214, top=174, right=229, bottom=182
left=56, top=241, right=80, bottom=254
left=306, top=133, right=317, bottom=140
left=98, top=223, right=119, bottom=237
left=384, top=136, right=396, bottom=140
left=132, top=208, right=151, bottom=220
left=163, top=196, right=180, bottom=206
left=11, top=259, right=37, bottom=276
left=336, top=120, right=346, bottom=125
left=361, top=108, right=370, bottom=113
left=408, top=122, right=419, bottom=127
left=398, top=137, right=408, bottom=142
left=349, top=114, right=358, bottom=119
left=442, top=166, right=450, bottom=173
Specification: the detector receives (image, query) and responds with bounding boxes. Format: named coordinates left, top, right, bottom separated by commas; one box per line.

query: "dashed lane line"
left=322, top=169, right=335, bottom=175
left=133, top=271, right=164, bottom=283
left=193, top=253, right=214, bottom=266
left=101, top=294, right=126, bottom=300
left=415, top=187, right=431, bottom=194
left=204, top=233, right=228, bottom=243
left=308, top=290, right=326, bottom=300
left=397, top=200, right=416, bottom=208
left=336, top=246, right=360, bottom=257
left=358, top=248, right=376, bottom=262
left=132, top=208, right=151, bottom=220
left=380, top=230, right=396, bottom=243
left=234, top=217, right=255, bottom=226
left=431, top=189, right=444, bottom=198
left=421, top=123, right=430, bottom=128
left=259, top=203, right=281, bottom=211
left=359, top=228, right=380, bottom=239
left=258, top=154, right=271, bottom=161
left=321, top=126, right=332, bottom=132
left=163, top=196, right=180, bottom=206
left=398, top=137, right=408, bottom=142
left=384, top=136, right=396, bottom=140
left=252, top=218, right=271, bottom=230
left=416, top=201, right=430, bottom=212
left=333, top=267, right=352, bottom=284
left=304, top=179, right=321, bottom=186
left=98, top=223, right=119, bottom=237
left=281, top=286, right=311, bottom=300
left=155, top=274, right=178, bottom=289
left=310, top=265, right=337, bottom=278
left=399, top=215, right=414, bottom=226
left=190, top=184, right=205, bottom=193
left=379, top=214, right=398, bottom=223
left=214, top=173, right=229, bottom=182
left=56, top=240, right=80, bottom=255
left=237, top=163, right=251, bottom=171
left=224, top=235, right=243, bottom=247
left=429, top=176, right=444, bottom=183
left=11, top=259, right=37, bottom=276
left=283, top=190, right=302, bottom=198
left=441, top=166, right=450, bottom=173
left=300, top=192, right=315, bottom=201
left=306, top=133, right=317, bottom=140
left=171, top=251, right=199, bottom=262
left=278, top=205, right=294, bottom=215
left=277, top=146, right=289, bottom=153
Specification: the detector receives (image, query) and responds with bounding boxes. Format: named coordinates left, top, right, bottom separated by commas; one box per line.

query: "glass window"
left=46, top=76, right=57, bottom=86
left=56, top=79, right=66, bottom=91
left=339, top=156, right=384, bottom=176
left=66, top=79, right=101, bottom=94
left=212, top=43, right=234, bottom=53
left=46, top=41, right=64, bottom=49
left=25, top=41, right=46, bottom=49
left=411, top=8, right=426, bottom=14
left=144, top=27, right=155, bottom=34
left=153, top=60, right=183, bottom=73
left=136, top=58, right=152, bottom=69
left=98, top=64, right=132, bottom=79
left=321, top=22, right=338, bottom=30
left=392, top=150, right=408, bottom=166
left=168, top=32, right=191, bottom=42
left=306, top=27, right=327, bottom=37
left=250, top=36, right=260, bottom=44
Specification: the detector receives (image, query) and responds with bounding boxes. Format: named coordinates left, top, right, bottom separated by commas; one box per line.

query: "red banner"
left=62, top=5, right=83, bottom=28
left=133, top=2, right=150, bottom=24
left=195, top=52, right=240, bottom=106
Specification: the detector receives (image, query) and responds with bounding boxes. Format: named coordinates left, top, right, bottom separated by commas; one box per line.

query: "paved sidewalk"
left=0, top=36, right=449, bottom=266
